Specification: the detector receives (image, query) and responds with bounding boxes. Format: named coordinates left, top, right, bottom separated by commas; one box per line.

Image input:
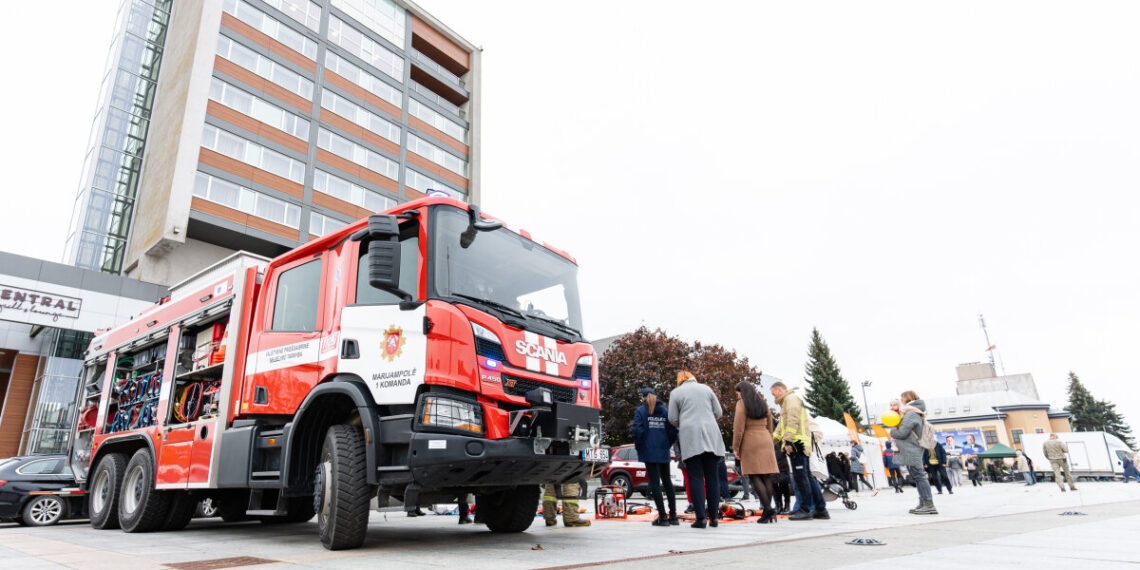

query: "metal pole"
left=861, top=380, right=872, bottom=427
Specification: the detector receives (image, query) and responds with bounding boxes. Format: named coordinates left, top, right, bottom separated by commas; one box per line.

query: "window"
left=194, top=172, right=301, bottom=228
left=323, top=52, right=402, bottom=108
left=332, top=0, right=405, bottom=47
left=983, top=429, right=998, bottom=445
left=16, top=458, right=65, bottom=475
left=272, top=259, right=322, bottom=331
left=223, top=0, right=317, bottom=59
left=327, top=16, right=404, bottom=82
left=409, top=99, right=465, bottom=142
left=614, top=447, right=637, bottom=461
left=1035, top=428, right=1045, bottom=434
left=209, top=78, right=310, bottom=138
left=261, top=0, right=321, bottom=31
left=407, top=134, right=466, bottom=176
left=409, top=81, right=460, bottom=116
left=320, top=90, right=400, bottom=143
left=201, top=124, right=306, bottom=184
left=313, top=169, right=395, bottom=212
left=963, top=405, right=971, bottom=413
left=356, top=223, right=420, bottom=304
left=317, top=128, right=399, bottom=181
left=309, top=211, right=348, bottom=237
left=1011, top=429, right=1024, bottom=444
left=948, top=407, right=956, bottom=413
left=216, top=35, right=314, bottom=99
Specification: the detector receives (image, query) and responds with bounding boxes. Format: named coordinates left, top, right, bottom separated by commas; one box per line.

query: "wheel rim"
left=201, top=498, right=218, bottom=517
left=122, top=465, right=145, bottom=515
left=91, top=469, right=110, bottom=514
left=316, top=455, right=332, bottom=532
left=616, top=476, right=630, bottom=494
left=30, top=498, right=62, bottom=524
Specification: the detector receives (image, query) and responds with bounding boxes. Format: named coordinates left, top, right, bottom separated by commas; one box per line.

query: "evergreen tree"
left=802, top=328, right=863, bottom=424
left=1065, top=372, right=1102, bottom=431
left=1065, top=371, right=1136, bottom=448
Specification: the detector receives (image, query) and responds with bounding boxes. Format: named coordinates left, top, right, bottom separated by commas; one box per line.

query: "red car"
left=600, top=444, right=742, bottom=498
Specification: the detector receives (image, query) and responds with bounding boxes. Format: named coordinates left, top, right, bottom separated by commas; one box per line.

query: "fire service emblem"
left=382, top=325, right=407, bottom=362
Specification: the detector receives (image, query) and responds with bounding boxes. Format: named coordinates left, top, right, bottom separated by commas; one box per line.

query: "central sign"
left=0, top=283, right=83, bottom=325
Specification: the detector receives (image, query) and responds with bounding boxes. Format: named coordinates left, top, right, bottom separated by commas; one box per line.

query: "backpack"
left=917, top=416, right=937, bottom=450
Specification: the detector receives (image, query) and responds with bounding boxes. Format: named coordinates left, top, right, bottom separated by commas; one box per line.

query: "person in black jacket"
left=773, top=430, right=793, bottom=514
left=924, top=442, right=954, bottom=495
left=632, top=387, right=680, bottom=526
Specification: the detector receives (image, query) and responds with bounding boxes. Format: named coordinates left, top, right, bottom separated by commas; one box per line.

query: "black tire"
left=89, top=452, right=128, bottom=530
left=610, top=474, right=632, bottom=497
left=23, top=495, right=68, bottom=526
left=845, top=500, right=858, bottom=511
left=316, top=424, right=375, bottom=550
left=479, top=485, right=539, bottom=533
left=258, top=496, right=317, bottom=524
left=162, top=492, right=197, bottom=530
left=118, top=449, right=172, bottom=533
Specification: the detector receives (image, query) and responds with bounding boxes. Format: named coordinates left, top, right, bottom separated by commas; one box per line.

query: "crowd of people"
left=523, top=372, right=1140, bottom=529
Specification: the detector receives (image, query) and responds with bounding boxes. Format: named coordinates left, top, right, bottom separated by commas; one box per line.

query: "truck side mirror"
left=361, top=214, right=412, bottom=303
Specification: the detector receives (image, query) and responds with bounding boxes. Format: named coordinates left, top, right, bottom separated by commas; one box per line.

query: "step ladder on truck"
left=68, top=196, right=610, bottom=549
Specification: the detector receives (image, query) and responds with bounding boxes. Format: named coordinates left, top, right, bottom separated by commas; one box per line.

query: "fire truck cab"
left=71, top=196, right=605, bottom=549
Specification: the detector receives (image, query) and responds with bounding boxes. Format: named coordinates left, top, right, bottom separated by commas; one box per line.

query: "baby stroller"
left=818, top=473, right=858, bottom=510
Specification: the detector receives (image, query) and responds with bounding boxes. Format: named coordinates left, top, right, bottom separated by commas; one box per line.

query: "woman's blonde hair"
left=676, top=370, right=695, bottom=387
left=900, top=390, right=920, bottom=404
left=645, top=392, right=657, bottom=411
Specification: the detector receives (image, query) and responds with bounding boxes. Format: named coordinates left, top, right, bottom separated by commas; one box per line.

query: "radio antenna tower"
left=978, top=313, right=1002, bottom=374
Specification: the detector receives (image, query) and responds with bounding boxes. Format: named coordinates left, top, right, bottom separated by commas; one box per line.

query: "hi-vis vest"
left=777, top=396, right=812, bottom=447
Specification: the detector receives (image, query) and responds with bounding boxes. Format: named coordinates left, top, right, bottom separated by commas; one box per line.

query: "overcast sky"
left=1, top=1, right=1137, bottom=432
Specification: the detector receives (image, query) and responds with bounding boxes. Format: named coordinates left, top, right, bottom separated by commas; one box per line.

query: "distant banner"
left=936, top=429, right=985, bottom=455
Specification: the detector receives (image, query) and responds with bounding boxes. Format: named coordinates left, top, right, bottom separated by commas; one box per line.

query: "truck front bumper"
left=407, top=432, right=605, bottom=487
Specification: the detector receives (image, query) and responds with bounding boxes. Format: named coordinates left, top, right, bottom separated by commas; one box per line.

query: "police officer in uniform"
left=543, top=481, right=590, bottom=527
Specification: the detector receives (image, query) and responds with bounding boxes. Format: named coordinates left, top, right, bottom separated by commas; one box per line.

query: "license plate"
left=582, top=447, right=609, bottom=462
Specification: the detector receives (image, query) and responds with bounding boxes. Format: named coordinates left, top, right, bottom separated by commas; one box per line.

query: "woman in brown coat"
left=732, top=381, right=779, bottom=523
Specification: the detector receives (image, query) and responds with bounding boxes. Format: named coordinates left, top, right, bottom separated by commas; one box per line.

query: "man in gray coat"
left=668, top=371, right=726, bottom=528
left=889, top=392, right=937, bottom=515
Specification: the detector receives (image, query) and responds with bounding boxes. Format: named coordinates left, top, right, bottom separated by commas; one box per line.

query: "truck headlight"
left=472, top=323, right=506, bottom=363
left=418, top=395, right=484, bottom=435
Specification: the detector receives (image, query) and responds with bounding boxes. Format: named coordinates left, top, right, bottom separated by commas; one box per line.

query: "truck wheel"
left=119, top=449, right=172, bottom=533
left=480, top=485, right=540, bottom=533
left=195, top=497, right=219, bottom=518
left=162, top=492, right=197, bottom=531
left=23, top=495, right=68, bottom=526
left=315, top=424, right=375, bottom=550
left=89, top=452, right=128, bottom=530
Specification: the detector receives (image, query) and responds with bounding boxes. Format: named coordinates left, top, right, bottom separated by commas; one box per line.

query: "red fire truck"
left=68, top=196, right=607, bottom=549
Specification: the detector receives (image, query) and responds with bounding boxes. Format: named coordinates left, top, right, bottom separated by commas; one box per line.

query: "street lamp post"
left=860, top=380, right=872, bottom=427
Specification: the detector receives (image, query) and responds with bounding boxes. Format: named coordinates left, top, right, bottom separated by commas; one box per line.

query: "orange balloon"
left=881, top=411, right=901, bottom=427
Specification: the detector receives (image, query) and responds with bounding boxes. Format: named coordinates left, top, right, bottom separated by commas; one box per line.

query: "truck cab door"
left=244, top=254, right=328, bottom=415
left=338, top=221, right=427, bottom=406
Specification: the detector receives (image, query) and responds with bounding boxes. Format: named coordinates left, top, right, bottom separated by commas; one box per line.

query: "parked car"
left=0, top=455, right=87, bottom=526
left=600, top=444, right=741, bottom=498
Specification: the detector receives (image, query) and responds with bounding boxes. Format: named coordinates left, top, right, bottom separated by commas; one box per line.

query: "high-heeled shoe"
left=757, top=508, right=776, bottom=524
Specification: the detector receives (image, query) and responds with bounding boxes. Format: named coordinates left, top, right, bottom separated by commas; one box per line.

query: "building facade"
left=65, top=0, right=480, bottom=286
left=0, top=251, right=167, bottom=458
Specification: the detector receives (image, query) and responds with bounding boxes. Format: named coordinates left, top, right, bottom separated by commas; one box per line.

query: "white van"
left=1021, top=432, right=1135, bottom=480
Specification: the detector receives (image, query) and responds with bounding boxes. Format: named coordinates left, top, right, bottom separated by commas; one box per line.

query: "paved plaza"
left=2, top=481, right=1138, bottom=569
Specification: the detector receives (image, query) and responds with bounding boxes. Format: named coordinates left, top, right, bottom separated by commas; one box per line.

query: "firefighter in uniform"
left=542, top=482, right=590, bottom=527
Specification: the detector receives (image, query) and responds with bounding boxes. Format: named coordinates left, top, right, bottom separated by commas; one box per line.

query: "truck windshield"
left=432, top=206, right=584, bottom=337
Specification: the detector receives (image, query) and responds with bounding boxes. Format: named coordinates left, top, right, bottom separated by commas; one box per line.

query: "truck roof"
left=279, top=196, right=578, bottom=266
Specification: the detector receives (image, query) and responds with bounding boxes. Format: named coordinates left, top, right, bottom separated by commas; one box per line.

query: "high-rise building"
left=65, top=0, right=480, bottom=285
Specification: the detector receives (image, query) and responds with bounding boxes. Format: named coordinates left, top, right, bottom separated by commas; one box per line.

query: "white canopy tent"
left=810, top=417, right=890, bottom=489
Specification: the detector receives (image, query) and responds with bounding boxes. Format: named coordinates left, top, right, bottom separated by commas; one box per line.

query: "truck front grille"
left=500, top=373, right=577, bottom=404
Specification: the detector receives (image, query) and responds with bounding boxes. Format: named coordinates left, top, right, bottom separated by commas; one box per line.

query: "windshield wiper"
left=451, top=293, right=525, bottom=319
left=525, top=313, right=581, bottom=339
